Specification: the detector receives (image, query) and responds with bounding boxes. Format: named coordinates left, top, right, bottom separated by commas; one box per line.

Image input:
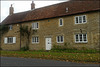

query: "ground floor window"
left=32, top=36, right=39, bottom=43
left=57, top=36, right=64, bottom=43
left=75, top=34, right=87, bottom=43
left=4, top=37, right=16, bottom=44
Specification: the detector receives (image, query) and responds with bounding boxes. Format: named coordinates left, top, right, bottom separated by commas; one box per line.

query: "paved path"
left=0, top=57, right=99, bottom=67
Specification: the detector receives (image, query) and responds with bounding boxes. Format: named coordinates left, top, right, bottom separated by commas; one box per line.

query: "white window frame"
left=56, top=35, right=64, bottom=43
left=32, top=22, right=39, bottom=29
left=32, top=36, right=39, bottom=44
left=59, top=18, right=63, bottom=26
left=75, top=15, right=87, bottom=24
left=9, top=25, right=12, bottom=30
left=75, top=34, right=88, bottom=43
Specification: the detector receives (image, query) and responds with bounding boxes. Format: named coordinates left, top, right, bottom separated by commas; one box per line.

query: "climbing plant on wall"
left=0, top=24, right=9, bottom=46
left=20, top=25, right=32, bottom=50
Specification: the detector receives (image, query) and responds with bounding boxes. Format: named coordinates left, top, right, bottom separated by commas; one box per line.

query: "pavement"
left=0, top=57, right=100, bottom=67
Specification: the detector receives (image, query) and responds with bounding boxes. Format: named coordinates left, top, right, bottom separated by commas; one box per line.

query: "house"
left=0, top=0, right=100, bottom=50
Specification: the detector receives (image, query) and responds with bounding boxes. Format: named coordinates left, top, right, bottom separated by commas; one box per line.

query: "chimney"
left=9, top=4, right=14, bottom=15
left=31, top=1, right=35, bottom=10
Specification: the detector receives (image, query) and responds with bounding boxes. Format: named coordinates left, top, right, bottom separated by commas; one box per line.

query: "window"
left=9, top=25, right=12, bottom=30
left=75, top=34, right=87, bottom=43
left=32, top=36, right=39, bottom=43
left=8, top=37, right=13, bottom=43
left=75, top=15, right=86, bottom=24
left=59, top=18, right=63, bottom=26
left=32, top=22, right=39, bottom=29
left=57, top=36, right=64, bottom=43
left=4, top=37, right=16, bottom=44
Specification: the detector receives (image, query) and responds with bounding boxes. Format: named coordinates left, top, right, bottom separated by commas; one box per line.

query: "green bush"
left=0, top=47, right=2, bottom=50
left=20, top=46, right=29, bottom=51
left=51, top=44, right=100, bottom=53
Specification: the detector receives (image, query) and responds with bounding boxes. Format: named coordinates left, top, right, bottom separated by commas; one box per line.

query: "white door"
left=45, top=38, right=52, bottom=50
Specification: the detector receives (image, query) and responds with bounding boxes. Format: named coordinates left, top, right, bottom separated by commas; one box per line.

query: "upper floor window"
left=4, top=37, right=16, bottom=44
left=57, top=35, right=64, bottom=43
left=9, top=25, right=12, bottom=30
left=32, top=22, right=39, bottom=29
left=75, top=15, right=87, bottom=24
left=32, top=36, right=39, bottom=43
left=59, top=18, right=63, bottom=26
left=75, top=34, right=87, bottom=43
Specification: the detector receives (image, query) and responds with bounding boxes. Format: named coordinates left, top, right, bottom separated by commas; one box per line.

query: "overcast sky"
left=1, top=0, right=69, bottom=22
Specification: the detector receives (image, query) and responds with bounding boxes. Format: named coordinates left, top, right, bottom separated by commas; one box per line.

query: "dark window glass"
left=83, top=16, right=86, bottom=22
left=60, top=19, right=63, bottom=25
left=58, top=36, right=60, bottom=42
left=76, top=17, right=78, bottom=23
left=76, top=34, right=79, bottom=41
left=83, top=34, right=87, bottom=41
left=37, top=23, right=38, bottom=28
left=80, top=34, right=82, bottom=41
left=61, top=36, right=63, bottom=42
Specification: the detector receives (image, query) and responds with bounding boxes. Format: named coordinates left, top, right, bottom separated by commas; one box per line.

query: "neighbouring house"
left=0, top=0, right=100, bottom=50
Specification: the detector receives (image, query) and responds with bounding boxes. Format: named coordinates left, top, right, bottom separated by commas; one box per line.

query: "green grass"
left=51, top=49, right=100, bottom=53
left=0, top=50, right=100, bottom=64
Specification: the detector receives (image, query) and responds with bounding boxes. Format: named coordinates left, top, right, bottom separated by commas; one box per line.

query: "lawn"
left=0, top=50, right=100, bottom=64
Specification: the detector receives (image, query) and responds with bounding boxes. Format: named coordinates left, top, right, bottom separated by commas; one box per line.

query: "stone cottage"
left=0, top=0, right=100, bottom=50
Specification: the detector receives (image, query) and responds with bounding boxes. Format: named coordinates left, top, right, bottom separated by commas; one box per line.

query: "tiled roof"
left=2, top=0, right=100, bottom=24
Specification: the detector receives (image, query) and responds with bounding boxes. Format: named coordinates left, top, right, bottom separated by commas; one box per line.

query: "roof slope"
left=2, top=0, right=100, bottom=24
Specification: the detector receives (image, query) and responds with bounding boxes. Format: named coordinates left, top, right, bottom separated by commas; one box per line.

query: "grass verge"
left=0, top=50, right=100, bottom=64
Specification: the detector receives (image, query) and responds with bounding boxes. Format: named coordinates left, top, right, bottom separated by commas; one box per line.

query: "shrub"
left=0, top=47, right=2, bottom=50
left=20, top=46, right=29, bottom=51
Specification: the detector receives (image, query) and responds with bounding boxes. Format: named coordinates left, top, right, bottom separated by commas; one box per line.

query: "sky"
left=0, top=0, right=68, bottom=22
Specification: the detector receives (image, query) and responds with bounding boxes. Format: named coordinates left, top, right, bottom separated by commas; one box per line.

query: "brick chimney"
left=31, top=1, right=35, bottom=10
left=9, top=4, right=14, bottom=15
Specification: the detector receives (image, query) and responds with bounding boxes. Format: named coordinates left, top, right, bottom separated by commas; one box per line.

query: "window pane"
left=61, top=36, right=63, bottom=42
left=79, top=16, right=82, bottom=23
left=8, top=38, right=9, bottom=43
left=75, top=17, right=78, bottom=23
left=80, top=34, right=82, bottom=41
left=37, top=23, right=38, bottom=28
left=11, top=38, right=13, bottom=43
left=32, top=37, right=35, bottom=43
left=35, top=37, right=37, bottom=43
left=60, top=19, right=62, bottom=25
left=32, top=23, right=34, bottom=28
left=57, top=36, right=60, bottom=42
left=75, top=34, right=79, bottom=42
left=83, top=34, right=87, bottom=41
left=37, top=37, right=38, bottom=42
left=83, top=16, right=86, bottom=22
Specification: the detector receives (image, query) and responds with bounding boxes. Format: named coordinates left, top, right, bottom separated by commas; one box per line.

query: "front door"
left=45, top=38, right=52, bottom=50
